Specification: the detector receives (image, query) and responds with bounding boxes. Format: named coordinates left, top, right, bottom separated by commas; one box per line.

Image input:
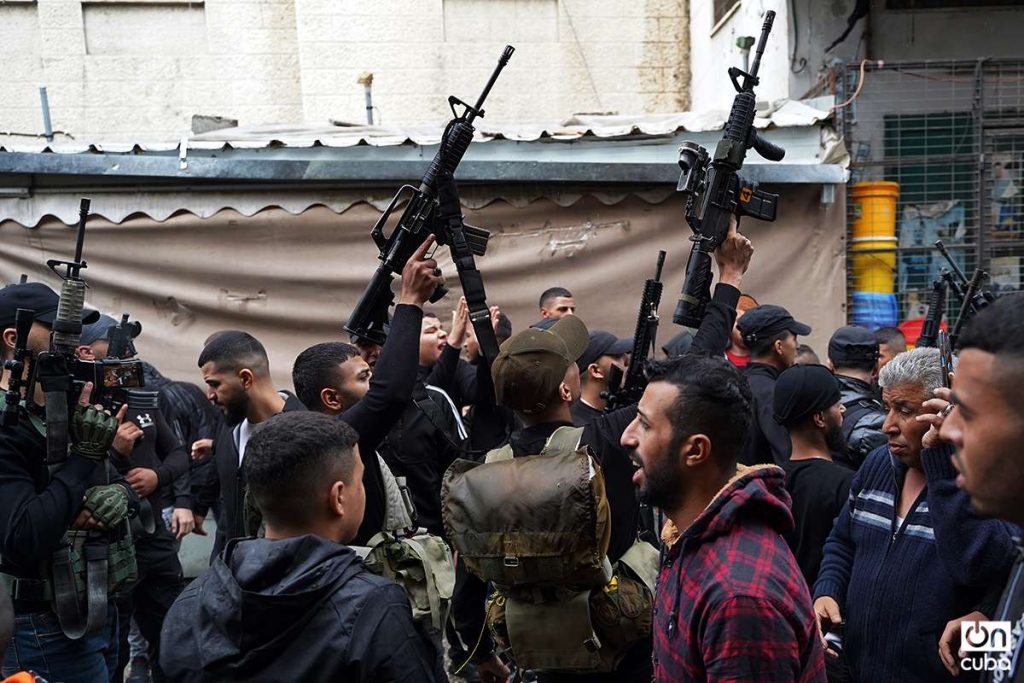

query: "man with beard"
left=813, top=347, right=1017, bottom=683
left=935, top=293, right=1024, bottom=681
left=828, top=325, right=886, bottom=471
left=620, top=355, right=825, bottom=682
left=192, top=331, right=305, bottom=557
left=773, top=364, right=854, bottom=587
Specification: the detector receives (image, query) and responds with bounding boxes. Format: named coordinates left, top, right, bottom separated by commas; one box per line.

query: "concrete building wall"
left=688, top=0, right=791, bottom=113
left=0, top=0, right=689, bottom=141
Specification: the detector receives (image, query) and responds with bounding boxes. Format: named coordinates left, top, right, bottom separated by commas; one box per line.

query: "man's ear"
left=238, top=368, right=254, bottom=389
left=3, top=328, right=17, bottom=352
left=329, top=480, right=346, bottom=518
left=559, top=381, right=572, bottom=403
left=588, top=362, right=604, bottom=380
left=320, top=387, right=344, bottom=413
left=773, top=338, right=785, bottom=357
left=813, top=411, right=827, bottom=429
left=682, top=433, right=713, bottom=468
left=77, top=345, right=96, bottom=361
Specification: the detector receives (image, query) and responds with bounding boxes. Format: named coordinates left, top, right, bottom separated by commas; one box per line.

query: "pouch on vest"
left=353, top=455, right=455, bottom=633
left=441, top=426, right=611, bottom=590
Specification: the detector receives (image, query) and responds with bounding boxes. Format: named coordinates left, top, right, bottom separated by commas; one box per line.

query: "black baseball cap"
left=773, top=364, right=841, bottom=426
left=80, top=313, right=143, bottom=347
left=661, top=330, right=693, bottom=359
left=0, top=282, right=100, bottom=329
left=492, top=315, right=589, bottom=414
left=828, top=325, right=880, bottom=365
left=737, top=305, right=811, bottom=345
left=577, top=331, right=632, bottom=371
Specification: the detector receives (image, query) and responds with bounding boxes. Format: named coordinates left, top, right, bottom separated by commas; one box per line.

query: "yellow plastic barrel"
left=850, top=181, right=899, bottom=293
left=851, top=237, right=898, bottom=293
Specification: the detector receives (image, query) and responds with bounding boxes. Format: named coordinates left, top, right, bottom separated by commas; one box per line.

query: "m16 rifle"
left=74, top=313, right=145, bottom=411
left=934, top=240, right=995, bottom=347
left=345, top=46, right=514, bottom=364
left=673, top=11, right=785, bottom=329
left=915, top=276, right=948, bottom=349
left=603, top=251, right=666, bottom=412
left=31, top=198, right=92, bottom=466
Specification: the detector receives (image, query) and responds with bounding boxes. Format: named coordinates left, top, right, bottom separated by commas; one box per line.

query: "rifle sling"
left=445, top=218, right=500, bottom=363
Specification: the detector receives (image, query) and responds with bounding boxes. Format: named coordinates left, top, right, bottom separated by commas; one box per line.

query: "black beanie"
left=773, top=364, right=842, bottom=426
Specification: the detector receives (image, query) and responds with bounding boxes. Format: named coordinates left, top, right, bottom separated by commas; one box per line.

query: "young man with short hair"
left=538, top=286, right=575, bottom=320
left=160, top=412, right=443, bottom=682
left=737, top=304, right=812, bottom=466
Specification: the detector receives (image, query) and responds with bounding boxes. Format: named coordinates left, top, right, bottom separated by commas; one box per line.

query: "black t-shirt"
left=781, top=458, right=853, bottom=588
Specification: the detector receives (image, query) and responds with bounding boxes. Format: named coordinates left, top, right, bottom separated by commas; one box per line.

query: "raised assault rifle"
left=915, top=275, right=948, bottom=349
left=345, top=46, right=514, bottom=364
left=934, top=240, right=995, bottom=347
left=603, top=251, right=666, bottom=412
left=672, top=11, right=785, bottom=329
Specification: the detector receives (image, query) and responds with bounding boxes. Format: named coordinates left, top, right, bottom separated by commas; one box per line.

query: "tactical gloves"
left=70, top=404, right=119, bottom=461
left=82, top=484, right=130, bottom=527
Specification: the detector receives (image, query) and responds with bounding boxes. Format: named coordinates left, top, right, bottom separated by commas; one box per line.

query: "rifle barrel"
left=748, top=10, right=775, bottom=80
left=654, top=250, right=667, bottom=281
left=471, top=45, right=515, bottom=115
left=74, top=198, right=90, bottom=268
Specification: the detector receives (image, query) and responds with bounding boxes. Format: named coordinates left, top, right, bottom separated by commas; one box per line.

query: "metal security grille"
left=837, top=59, right=1024, bottom=331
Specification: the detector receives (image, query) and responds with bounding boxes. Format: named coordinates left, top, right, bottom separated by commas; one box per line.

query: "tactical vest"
left=0, top=395, right=136, bottom=640
left=442, top=426, right=659, bottom=673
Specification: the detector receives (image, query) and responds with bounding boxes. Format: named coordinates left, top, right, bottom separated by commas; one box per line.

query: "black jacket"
left=836, top=374, right=886, bottom=471
left=341, top=303, right=425, bottom=545
left=740, top=362, right=791, bottom=466
left=0, top=401, right=138, bottom=597
left=194, top=392, right=306, bottom=557
left=379, top=374, right=465, bottom=536
left=160, top=534, right=443, bottom=682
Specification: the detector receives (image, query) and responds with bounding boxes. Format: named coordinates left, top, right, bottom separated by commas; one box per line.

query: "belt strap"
left=0, top=573, right=53, bottom=602
left=51, top=538, right=109, bottom=640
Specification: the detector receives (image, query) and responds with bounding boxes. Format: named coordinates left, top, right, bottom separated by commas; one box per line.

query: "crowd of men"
left=0, top=223, right=1022, bottom=683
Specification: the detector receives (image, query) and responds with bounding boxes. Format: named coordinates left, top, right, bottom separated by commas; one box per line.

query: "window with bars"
left=838, top=60, right=1024, bottom=336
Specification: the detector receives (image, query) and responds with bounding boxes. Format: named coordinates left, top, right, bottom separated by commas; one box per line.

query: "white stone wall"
left=0, top=0, right=688, bottom=141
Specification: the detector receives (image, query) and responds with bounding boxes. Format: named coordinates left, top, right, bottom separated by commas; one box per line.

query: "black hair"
left=958, top=293, right=1024, bottom=398
left=292, top=342, right=359, bottom=411
left=748, top=330, right=791, bottom=359
left=495, top=312, right=513, bottom=345
left=422, top=310, right=441, bottom=321
left=647, top=354, right=753, bottom=467
left=244, top=412, right=360, bottom=529
left=197, top=330, right=269, bottom=375
left=539, top=287, right=573, bottom=309
left=795, top=344, right=820, bottom=363
left=875, top=326, right=906, bottom=349
left=833, top=357, right=876, bottom=373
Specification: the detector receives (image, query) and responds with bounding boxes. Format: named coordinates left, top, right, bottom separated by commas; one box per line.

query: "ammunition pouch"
left=352, top=455, right=454, bottom=633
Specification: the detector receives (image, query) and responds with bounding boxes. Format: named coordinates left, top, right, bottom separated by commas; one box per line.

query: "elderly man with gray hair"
left=811, top=347, right=1017, bottom=683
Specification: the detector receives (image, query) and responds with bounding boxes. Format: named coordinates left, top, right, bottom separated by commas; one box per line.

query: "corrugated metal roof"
left=0, top=99, right=831, bottom=154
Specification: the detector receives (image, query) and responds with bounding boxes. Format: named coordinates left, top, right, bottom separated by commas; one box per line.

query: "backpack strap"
left=540, top=426, right=585, bottom=457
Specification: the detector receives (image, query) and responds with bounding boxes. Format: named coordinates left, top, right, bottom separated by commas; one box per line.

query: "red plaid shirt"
left=654, top=465, right=826, bottom=682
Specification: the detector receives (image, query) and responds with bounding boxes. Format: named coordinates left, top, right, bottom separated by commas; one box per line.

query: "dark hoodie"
left=160, top=535, right=443, bottom=682
left=653, top=465, right=825, bottom=683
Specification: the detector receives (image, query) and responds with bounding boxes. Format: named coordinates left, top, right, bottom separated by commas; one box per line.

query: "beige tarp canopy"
left=0, top=186, right=845, bottom=389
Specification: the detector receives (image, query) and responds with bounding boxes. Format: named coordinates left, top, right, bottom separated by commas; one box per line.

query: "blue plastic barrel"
left=851, top=291, right=899, bottom=330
